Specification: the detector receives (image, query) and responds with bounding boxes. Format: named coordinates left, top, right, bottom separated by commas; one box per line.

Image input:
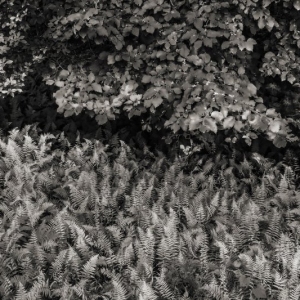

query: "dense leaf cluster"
left=0, top=0, right=300, bottom=152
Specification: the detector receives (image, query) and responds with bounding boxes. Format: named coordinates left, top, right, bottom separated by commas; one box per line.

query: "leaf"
left=146, top=25, right=155, bottom=34
left=248, top=115, right=260, bottom=128
left=55, top=81, right=65, bottom=87
left=142, top=75, right=152, bottom=84
left=258, top=18, right=265, bottom=29
left=223, top=116, right=235, bottom=129
left=269, top=120, right=281, bottom=133
left=159, top=88, right=169, bottom=99
left=243, top=135, right=252, bottom=146
left=67, top=13, right=82, bottom=22
left=179, top=44, right=190, bottom=57
left=46, top=79, right=54, bottom=85
left=263, top=0, right=272, bottom=7
left=168, top=32, right=177, bottom=45
left=234, top=120, right=244, bottom=132
left=64, top=110, right=74, bottom=117
left=173, top=87, right=182, bottom=94
left=229, top=104, right=243, bottom=112
left=156, top=51, right=167, bottom=60
left=266, top=108, right=278, bottom=117
left=221, top=106, right=228, bottom=118
left=194, top=18, right=203, bottom=31
left=95, top=114, right=108, bottom=125
left=130, top=94, right=142, bottom=101
left=112, top=37, right=123, bottom=50
left=265, top=52, right=275, bottom=60
left=221, top=41, right=230, bottom=50
left=203, top=117, right=217, bottom=133
left=181, top=30, right=194, bottom=40
left=171, top=122, right=181, bottom=133
left=260, top=115, right=269, bottom=131
left=88, top=73, right=95, bottom=83
left=112, top=97, right=122, bottom=107
left=252, top=9, right=263, bottom=20
left=287, top=74, right=296, bottom=84
left=188, top=114, right=202, bottom=131
left=54, top=90, right=66, bottom=106
left=207, top=30, right=220, bottom=38
left=200, top=53, right=211, bottom=63
left=223, top=74, right=235, bottom=85
left=143, top=87, right=157, bottom=99
left=211, top=111, right=224, bottom=122
left=144, top=96, right=163, bottom=108
left=107, top=55, right=115, bottom=65
left=247, top=83, right=257, bottom=95
left=59, top=69, right=69, bottom=79
left=293, top=0, right=300, bottom=10
left=134, top=0, right=143, bottom=6
left=122, top=81, right=137, bottom=95
left=238, top=66, right=245, bottom=75
left=203, top=37, right=213, bottom=47
left=245, top=38, right=257, bottom=51
left=255, top=103, right=266, bottom=112
left=273, top=134, right=287, bottom=148
left=242, top=110, right=251, bottom=121
left=132, top=27, right=139, bottom=37
left=96, top=26, right=108, bottom=36
left=91, top=83, right=102, bottom=93
left=186, top=55, right=203, bottom=66
left=193, top=40, right=202, bottom=52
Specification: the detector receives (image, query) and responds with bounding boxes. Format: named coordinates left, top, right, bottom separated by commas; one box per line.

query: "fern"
left=154, top=271, right=176, bottom=299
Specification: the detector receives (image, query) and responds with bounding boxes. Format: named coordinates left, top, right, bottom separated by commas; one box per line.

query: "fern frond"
left=288, top=284, right=300, bottom=300
left=21, top=134, right=38, bottom=162
left=4, top=139, right=22, bottom=168
left=138, top=280, right=158, bottom=300
left=137, top=227, right=155, bottom=266
left=183, top=207, right=197, bottom=229
left=289, top=248, right=300, bottom=286
left=278, top=174, right=289, bottom=194
left=81, top=254, right=99, bottom=280
left=15, top=282, right=28, bottom=300
left=26, top=270, right=51, bottom=300
left=206, top=191, right=219, bottom=219
left=66, top=245, right=81, bottom=274
left=273, top=270, right=288, bottom=292
left=154, top=274, right=176, bottom=300
left=71, top=280, right=88, bottom=300
left=201, top=276, right=223, bottom=300
left=265, top=210, right=281, bottom=243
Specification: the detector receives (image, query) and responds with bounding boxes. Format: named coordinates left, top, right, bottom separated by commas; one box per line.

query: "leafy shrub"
left=1, top=0, right=300, bottom=153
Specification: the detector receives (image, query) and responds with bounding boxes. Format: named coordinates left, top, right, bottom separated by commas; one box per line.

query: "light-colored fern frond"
left=15, top=282, right=28, bottom=300
left=137, top=280, right=158, bottom=300
left=81, top=254, right=99, bottom=280
left=154, top=272, right=176, bottom=300
left=265, top=210, right=281, bottom=243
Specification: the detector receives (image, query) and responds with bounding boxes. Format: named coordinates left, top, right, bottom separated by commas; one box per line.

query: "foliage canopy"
left=0, top=0, right=300, bottom=152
